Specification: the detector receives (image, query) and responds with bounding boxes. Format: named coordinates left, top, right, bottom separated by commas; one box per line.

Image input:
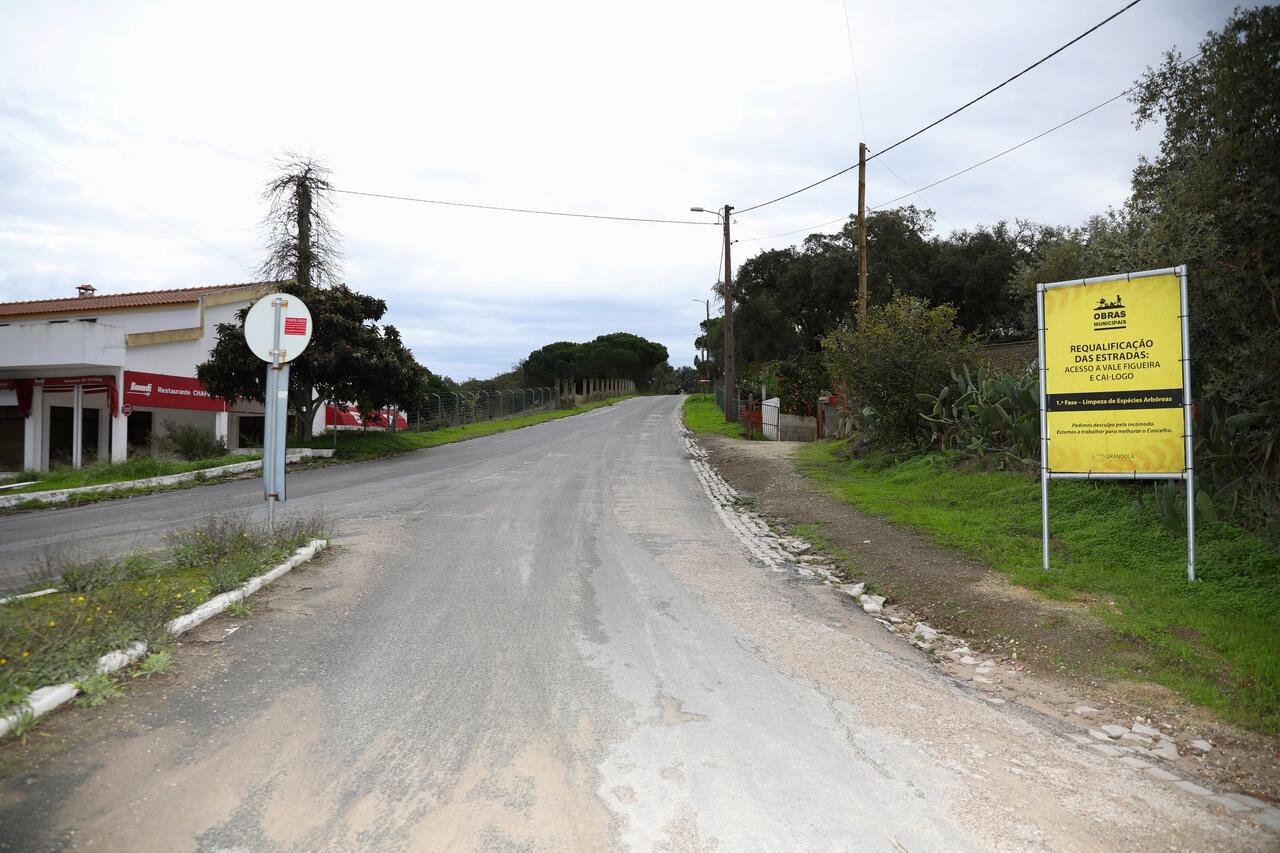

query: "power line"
left=733, top=162, right=859, bottom=216
left=333, top=188, right=716, bottom=226
left=733, top=218, right=768, bottom=252
left=715, top=233, right=725, bottom=291
left=874, top=157, right=958, bottom=230
left=758, top=215, right=851, bottom=242
left=868, top=97, right=1129, bottom=210
left=871, top=0, right=1142, bottom=162
left=868, top=53, right=1199, bottom=211
left=735, top=0, right=1143, bottom=215
left=750, top=53, right=1189, bottom=243
left=749, top=155, right=955, bottom=242
left=841, top=0, right=868, bottom=141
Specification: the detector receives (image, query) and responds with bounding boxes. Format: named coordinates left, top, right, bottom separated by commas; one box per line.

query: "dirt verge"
left=699, top=433, right=1280, bottom=803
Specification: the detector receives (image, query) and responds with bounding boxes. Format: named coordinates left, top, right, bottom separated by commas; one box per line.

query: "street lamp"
left=691, top=298, right=711, bottom=386
left=691, top=204, right=736, bottom=421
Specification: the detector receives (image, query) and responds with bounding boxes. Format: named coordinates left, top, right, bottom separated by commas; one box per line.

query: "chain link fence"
left=329, top=380, right=633, bottom=436
left=402, top=387, right=558, bottom=431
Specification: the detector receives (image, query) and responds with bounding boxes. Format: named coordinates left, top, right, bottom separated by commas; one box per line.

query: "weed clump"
left=1, top=510, right=328, bottom=720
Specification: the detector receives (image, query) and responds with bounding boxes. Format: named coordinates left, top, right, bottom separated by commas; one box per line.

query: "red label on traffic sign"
left=283, top=317, right=308, bottom=336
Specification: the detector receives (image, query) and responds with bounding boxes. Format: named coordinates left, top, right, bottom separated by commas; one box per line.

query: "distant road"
left=0, top=413, right=599, bottom=591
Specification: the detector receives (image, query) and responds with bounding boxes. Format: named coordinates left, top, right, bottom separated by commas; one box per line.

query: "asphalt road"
left=0, top=396, right=1263, bottom=850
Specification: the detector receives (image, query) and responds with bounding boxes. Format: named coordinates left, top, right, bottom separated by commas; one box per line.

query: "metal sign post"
left=1037, top=266, right=1194, bottom=580
left=244, top=292, right=313, bottom=536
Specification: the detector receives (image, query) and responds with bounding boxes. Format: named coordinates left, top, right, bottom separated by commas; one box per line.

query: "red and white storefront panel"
left=4, top=376, right=119, bottom=416
left=123, top=371, right=228, bottom=412
left=325, top=404, right=408, bottom=430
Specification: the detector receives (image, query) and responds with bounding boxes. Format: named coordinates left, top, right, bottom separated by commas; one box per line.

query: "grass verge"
left=794, top=442, right=1280, bottom=733
left=305, top=395, right=639, bottom=461
left=0, top=454, right=259, bottom=495
left=682, top=393, right=746, bottom=439
left=0, top=511, right=328, bottom=719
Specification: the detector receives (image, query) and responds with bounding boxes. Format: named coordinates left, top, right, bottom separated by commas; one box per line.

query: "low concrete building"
left=0, top=282, right=282, bottom=471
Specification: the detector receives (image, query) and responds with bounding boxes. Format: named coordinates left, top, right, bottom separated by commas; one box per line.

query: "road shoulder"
left=697, top=432, right=1280, bottom=806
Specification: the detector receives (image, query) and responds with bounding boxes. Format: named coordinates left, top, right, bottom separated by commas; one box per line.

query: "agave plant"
left=1140, top=399, right=1279, bottom=532
left=916, top=364, right=1040, bottom=469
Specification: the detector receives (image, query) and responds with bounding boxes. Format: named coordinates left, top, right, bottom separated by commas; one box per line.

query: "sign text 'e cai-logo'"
left=1092, top=292, right=1126, bottom=331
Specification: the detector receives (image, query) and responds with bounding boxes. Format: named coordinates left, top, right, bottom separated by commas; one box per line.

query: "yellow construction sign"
left=1041, top=272, right=1186, bottom=474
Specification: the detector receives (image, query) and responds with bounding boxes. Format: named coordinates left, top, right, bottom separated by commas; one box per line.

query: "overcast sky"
left=0, top=0, right=1240, bottom=379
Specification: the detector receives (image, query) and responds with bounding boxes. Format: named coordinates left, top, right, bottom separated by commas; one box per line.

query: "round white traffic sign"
left=244, top=292, right=313, bottom=363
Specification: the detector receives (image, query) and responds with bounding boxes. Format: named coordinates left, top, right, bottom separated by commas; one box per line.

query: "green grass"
left=1, top=512, right=327, bottom=719
left=0, top=454, right=257, bottom=495
left=304, top=395, right=639, bottom=461
left=795, top=442, right=1280, bottom=733
left=681, top=393, right=746, bottom=439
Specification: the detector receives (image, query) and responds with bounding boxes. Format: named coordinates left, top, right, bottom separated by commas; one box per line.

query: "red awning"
left=14, top=376, right=118, bottom=416
left=325, top=404, right=408, bottom=429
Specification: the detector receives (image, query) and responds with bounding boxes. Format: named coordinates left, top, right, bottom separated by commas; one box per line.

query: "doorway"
left=48, top=406, right=100, bottom=466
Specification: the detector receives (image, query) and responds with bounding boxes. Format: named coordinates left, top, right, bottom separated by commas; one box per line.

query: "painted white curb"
left=0, top=454, right=304, bottom=509
left=285, top=448, right=335, bottom=459
left=0, top=588, right=59, bottom=605
left=0, top=539, right=327, bottom=738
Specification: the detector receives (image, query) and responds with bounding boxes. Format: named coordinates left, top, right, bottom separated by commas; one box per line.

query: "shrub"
left=157, top=420, right=226, bottom=461
left=823, top=294, right=975, bottom=450
left=752, top=355, right=829, bottom=416
left=74, top=672, right=122, bottom=707
left=918, top=364, right=1040, bottom=469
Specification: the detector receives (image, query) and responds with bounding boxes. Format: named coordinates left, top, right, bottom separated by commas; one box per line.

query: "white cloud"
left=0, top=0, right=1240, bottom=374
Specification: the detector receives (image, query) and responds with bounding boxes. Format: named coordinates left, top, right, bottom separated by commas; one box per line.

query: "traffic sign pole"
left=244, top=292, right=312, bottom=537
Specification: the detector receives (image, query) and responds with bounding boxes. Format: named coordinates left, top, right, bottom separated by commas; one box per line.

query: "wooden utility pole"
left=857, top=142, right=868, bottom=322
left=722, top=204, right=737, bottom=422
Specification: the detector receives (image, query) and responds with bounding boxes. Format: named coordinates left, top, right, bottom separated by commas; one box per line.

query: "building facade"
left=0, top=282, right=282, bottom=472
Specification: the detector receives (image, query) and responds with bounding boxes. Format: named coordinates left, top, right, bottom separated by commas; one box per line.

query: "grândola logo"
left=1092, top=293, right=1126, bottom=331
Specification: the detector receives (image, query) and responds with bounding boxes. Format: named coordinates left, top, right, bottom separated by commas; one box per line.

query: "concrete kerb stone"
left=0, top=539, right=327, bottom=739
left=0, top=453, right=309, bottom=510
left=680, top=410, right=1276, bottom=830
left=0, top=588, right=60, bottom=605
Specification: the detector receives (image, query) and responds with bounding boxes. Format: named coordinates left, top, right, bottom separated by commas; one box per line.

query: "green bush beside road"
left=795, top=442, right=1280, bottom=733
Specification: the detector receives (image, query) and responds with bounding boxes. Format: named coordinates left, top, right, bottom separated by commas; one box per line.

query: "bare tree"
left=259, top=154, right=341, bottom=288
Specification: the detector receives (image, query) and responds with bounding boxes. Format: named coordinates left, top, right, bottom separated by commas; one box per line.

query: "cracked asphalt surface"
left=0, top=396, right=1267, bottom=850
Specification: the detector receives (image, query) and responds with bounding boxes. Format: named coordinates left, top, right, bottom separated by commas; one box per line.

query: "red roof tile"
left=0, top=282, right=283, bottom=319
